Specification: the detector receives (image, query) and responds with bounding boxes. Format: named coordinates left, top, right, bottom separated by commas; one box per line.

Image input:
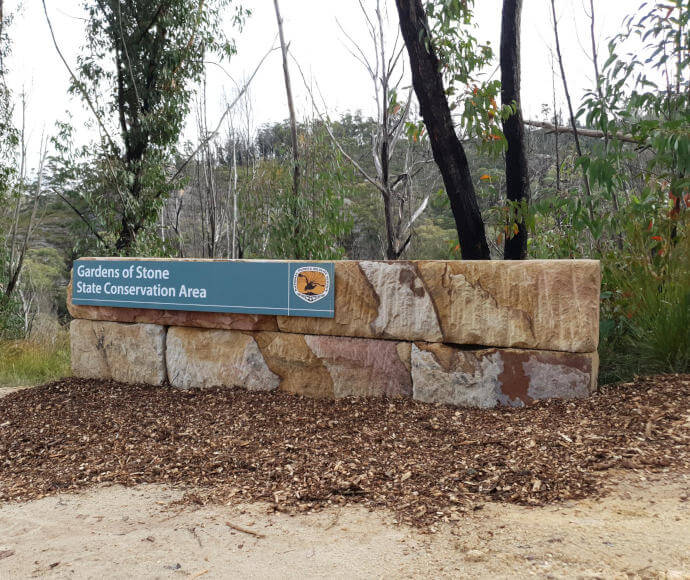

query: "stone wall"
left=69, top=259, right=600, bottom=407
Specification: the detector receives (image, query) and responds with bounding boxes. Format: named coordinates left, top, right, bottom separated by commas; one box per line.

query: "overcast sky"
left=7, top=0, right=635, bottom=164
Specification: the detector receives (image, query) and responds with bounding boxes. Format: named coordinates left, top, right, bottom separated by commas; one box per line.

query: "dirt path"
left=0, top=386, right=34, bottom=398
left=0, top=471, right=688, bottom=579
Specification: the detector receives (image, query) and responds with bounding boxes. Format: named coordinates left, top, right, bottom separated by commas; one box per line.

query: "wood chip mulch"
left=1, top=375, right=688, bottom=527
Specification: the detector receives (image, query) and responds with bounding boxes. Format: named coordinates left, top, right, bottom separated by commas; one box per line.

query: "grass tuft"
left=0, top=329, right=71, bottom=388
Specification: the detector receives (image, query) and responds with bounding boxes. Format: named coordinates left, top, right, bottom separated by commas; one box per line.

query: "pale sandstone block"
left=165, top=329, right=412, bottom=399
left=166, top=327, right=279, bottom=391
left=411, top=343, right=598, bottom=408
left=70, top=319, right=166, bottom=385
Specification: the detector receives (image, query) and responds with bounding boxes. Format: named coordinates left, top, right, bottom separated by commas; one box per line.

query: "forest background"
left=0, top=0, right=687, bottom=387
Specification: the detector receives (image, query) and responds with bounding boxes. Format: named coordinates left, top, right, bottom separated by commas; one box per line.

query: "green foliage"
left=576, top=0, right=689, bottom=240
left=423, top=0, right=505, bottom=151
left=0, top=10, right=17, bottom=203
left=51, top=0, right=248, bottom=255
left=0, top=295, right=23, bottom=339
left=169, top=119, right=355, bottom=261
left=261, top=122, right=354, bottom=260
left=23, top=247, right=69, bottom=314
left=599, top=212, right=689, bottom=383
left=572, top=0, right=689, bottom=381
left=0, top=8, right=20, bottom=336
left=408, top=219, right=461, bottom=259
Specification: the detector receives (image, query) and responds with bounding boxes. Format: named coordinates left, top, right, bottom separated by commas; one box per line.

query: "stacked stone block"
left=69, top=259, right=600, bottom=407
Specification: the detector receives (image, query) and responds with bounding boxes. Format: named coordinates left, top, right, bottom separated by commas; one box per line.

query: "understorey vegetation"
left=0, top=0, right=687, bottom=384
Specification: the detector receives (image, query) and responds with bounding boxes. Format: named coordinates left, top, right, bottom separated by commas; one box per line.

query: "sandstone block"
left=416, top=260, right=600, bottom=352
left=164, top=328, right=413, bottom=399
left=276, top=261, right=380, bottom=338
left=166, top=327, right=279, bottom=391
left=280, top=259, right=599, bottom=352
left=255, top=332, right=411, bottom=399
left=304, top=335, right=412, bottom=398
left=411, top=343, right=598, bottom=408
left=70, top=319, right=166, bottom=385
left=253, top=332, right=334, bottom=398
left=277, top=261, right=442, bottom=342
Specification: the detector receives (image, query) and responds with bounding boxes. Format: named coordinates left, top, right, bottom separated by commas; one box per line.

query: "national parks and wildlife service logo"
left=293, top=266, right=330, bottom=303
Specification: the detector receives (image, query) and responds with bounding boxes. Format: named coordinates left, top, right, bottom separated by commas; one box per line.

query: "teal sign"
left=72, top=259, right=335, bottom=318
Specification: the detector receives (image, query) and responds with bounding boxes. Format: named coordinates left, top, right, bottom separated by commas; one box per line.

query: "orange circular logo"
left=293, top=266, right=330, bottom=303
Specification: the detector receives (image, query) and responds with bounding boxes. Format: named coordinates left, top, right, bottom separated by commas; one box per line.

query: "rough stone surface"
left=359, top=261, right=443, bottom=341
left=411, top=343, right=598, bottom=408
left=411, top=344, right=504, bottom=408
left=70, top=319, right=166, bottom=385
left=70, top=259, right=600, bottom=353
left=253, top=332, right=334, bottom=399
left=416, top=260, right=600, bottom=352
left=276, top=261, right=379, bottom=337
left=165, top=329, right=413, bottom=399
left=304, top=335, right=412, bottom=398
left=166, top=327, right=279, bottom=391
left=279, top=260, right=599, bottom=352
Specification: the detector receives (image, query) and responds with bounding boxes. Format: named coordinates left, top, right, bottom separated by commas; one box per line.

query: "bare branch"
left=402, top=194, right=429, bottom=234
left=41, top=0, right=118, bottom=152
left=523, top=119, right=638, bottom=144
left=53, top=189, right=108, bottom=247
left=292, top=55, right=386, bottom=196
left=171, top=43, right=278, bottom=183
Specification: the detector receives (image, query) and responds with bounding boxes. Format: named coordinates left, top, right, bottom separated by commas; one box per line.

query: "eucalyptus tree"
left=500, top=0, right=530, bottom=260
left=44, top=0, right=248, bottom=255
left=0, top=1, right=14, bottom=203
left=394, top=0, right=497, bottom=259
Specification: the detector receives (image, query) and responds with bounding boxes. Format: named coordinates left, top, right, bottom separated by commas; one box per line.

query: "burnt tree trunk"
left=394, top=0, right=490, bottom=260
left=501, top=0, right=530, bottom=259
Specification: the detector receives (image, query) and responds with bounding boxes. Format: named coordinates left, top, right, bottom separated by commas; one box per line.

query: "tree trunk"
left=394, top=0, right=490, bottom=260
left=501, top=0, right=530, bottom=260
left=550, top=0, right=595, bottom=224
left=273, top=0, right=302, bottom=258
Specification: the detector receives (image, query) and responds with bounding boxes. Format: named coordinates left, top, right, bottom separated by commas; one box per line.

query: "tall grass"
left=599, top=223, right=690, bottom=383
left=0, top=322, right=71, bottom=387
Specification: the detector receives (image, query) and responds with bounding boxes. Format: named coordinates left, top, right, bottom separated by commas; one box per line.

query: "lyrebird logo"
left=293, top=266, right=330, bottom=304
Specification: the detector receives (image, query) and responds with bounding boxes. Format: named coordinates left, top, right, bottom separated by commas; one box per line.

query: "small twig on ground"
left=225, top=521, right=265, bottom=538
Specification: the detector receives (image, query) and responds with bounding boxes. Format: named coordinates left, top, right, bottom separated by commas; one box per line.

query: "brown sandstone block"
left=252, top=332, right=335, bottom=398
left=253, top=332, right=413, bottom=399
left=416, top=259, right=600, bottom=352
left=164, top=327, right=412, bottom=399
left=303, top=334, right=412, bottom=398
left=70, top=319, right=166, bottom=385
left=279, top=259, right=599, bottom=352
left=411, top=342, right=598, bottom=408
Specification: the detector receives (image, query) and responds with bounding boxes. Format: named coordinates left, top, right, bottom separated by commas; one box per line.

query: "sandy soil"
left=0, top=471, right=688, bottom=579
left=0, top=386, right=33, bottom=398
